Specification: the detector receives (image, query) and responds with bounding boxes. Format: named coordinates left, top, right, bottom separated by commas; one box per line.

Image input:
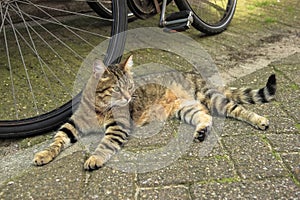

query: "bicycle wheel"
left=87, top=0, right=135, bottom=21
left=0, top=0, right=127, bottom=138
left=174, top=0, right=237, bottom=34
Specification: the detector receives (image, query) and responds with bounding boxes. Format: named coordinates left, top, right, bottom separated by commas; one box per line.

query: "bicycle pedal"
left=163, top=10, right=193, bottom=32
left=163, top=23, right=191, bottom=33
left=165, top=10, right=192, bottom=21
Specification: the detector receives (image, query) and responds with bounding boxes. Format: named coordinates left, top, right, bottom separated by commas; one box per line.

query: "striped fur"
left=223, top=74, right=276, bottom=104
left=33, top=56, right=276, bottom=170
left=34, top=56, right=134, bottom=169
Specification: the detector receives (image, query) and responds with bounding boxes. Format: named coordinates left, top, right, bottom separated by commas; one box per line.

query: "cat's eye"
left=113, top=87, right=121, bottom=93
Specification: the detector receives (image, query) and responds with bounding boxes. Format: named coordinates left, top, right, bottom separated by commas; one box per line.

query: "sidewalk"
left=1, top=0, right=299, bottom=199
left=1, top=53, right=299, bottom=199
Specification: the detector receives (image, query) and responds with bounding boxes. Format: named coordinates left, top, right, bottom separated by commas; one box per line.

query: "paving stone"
left=82, top=168, right=136, bottom=200
left=228, top=67, right=276, bottom=88
left=272, top=52, right=300, bottom=85
left=0, top=1, right=299, bottom=199
left=267, top=107, right=299, bottom=134
left=266, top=134, right=300, bottom=152
left=126, top=120, right=179, bottom=149
left=222, top=135, right=289, bottom=179
left=137, top=156, right=235, bottom=187
left=191, top=178, right=300, bottom=200
left=271, top=60, right=300, bottom=122
left=185, top=141, right=225, bottom=158
left=280, top=99, right=300, bottom=123
left=252, top=103, right=298, bottom=134
left=0, top=151, right=85, bottom=200
left=138, top=186, right=191, bottom=200
left=281, top=153, right=300, bottom=181
left=182, top=117, right=228, bottom=158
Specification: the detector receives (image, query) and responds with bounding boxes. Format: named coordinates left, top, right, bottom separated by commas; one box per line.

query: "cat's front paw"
left=255, top=117, right=269, bottom=130
left=193, top=126, right=211, bottom=143
left=33, top=150, right=53, bottom=166
left=84, top=155, right=106, bottom=170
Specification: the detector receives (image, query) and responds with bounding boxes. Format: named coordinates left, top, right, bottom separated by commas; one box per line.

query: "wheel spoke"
left=23, top=0, right=102, bottom=46
left=6, top=10, right=40, bottom=115
left=9, top=5, right=84, bottom=61
left=25, top=13, right=111, bottom=39
left=0, top=2, right=9, bottom=33
left=1, top=5, right=18, bottom=119
left=1, top=0, right=110, bottom=117
left=188, top=0, right=233, bottom=25
left=8, top=2, right=81, bottom=80
left=20, top=0, right=113, bottom=21
left=12, top=2, right=57, bottom=107
left=0, top=0, right=127, bottom=137
left=201, top=0, right=226, bottom=13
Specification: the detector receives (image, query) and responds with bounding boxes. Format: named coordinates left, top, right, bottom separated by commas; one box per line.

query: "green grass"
left=259, top=135, right=282, bottom=161
left=286, top=6, right=295, bottom=13
left=290, top=173, right=300, bottom=187
left=290, top=83, right=299, bottom=90
left=253, top=0, right=276, bottom=7
left=195, top=176, right=241, bottom=185
left=216, top=177, right=241, bottom=184
left=264, top=17, right=277, bottom=24
left=246, top=5, right=256, bottom=11
left=19, top=133, right=53, bottom=149
left=295, top=124, right=300, bottom=132
left=213, top=155, right=230, bottom=161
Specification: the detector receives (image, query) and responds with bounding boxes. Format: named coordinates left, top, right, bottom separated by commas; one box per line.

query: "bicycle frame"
left=158, top=0, right=193, bottom=32
left=159, top=0, right=192, bottom=27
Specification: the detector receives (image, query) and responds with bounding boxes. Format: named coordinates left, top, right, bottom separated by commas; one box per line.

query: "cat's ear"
left=93, top=59, right=106, bottom=79
left=123, top=55, right=133, bottom=72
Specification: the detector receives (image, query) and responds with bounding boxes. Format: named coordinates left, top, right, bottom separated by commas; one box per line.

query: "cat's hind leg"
left=204, top=91, right=269, bottom=130
left=33, top=119, right=78, bottom=166
left=175, top=100, right=212, bottom=142
left=225, top=101, right=269, bottom=130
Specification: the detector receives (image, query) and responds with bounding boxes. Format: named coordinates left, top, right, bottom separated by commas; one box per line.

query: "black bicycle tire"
left=174, top=0, right=237, bottom=35
left=87, top=1, right=136, bottom=21
left=0, top=0, right=128, bottom=138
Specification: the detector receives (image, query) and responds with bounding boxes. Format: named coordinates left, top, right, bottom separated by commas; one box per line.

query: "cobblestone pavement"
left=0, top=0, right=299, bottom=199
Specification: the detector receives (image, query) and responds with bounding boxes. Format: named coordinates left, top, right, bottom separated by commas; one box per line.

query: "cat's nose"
left=123, top=91, right=131, bottom=102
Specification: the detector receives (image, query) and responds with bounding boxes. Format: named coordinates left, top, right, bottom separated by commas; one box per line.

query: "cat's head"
left=93, top=55, right=134, bottom=107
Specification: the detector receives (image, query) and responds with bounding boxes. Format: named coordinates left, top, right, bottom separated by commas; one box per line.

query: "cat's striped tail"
left=224, top=74, right=276, bottom=104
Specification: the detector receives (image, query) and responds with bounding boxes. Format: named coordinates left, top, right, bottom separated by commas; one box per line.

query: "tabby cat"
left=33, top=55, right=276, bottom=170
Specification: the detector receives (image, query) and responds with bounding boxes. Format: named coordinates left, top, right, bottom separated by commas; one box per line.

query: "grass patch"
left=213, top=155, right=230, bottom=161
left=246, top=5, right=256, bottom=11
left=295, top=124, right=300, bottom=132
left=19, top=133, right=53, bottom=149
left=253, top=0, right=276, bottom=7
left=216, top=176, right=241, bottom=184
left=290, top=172, right=300, bottom=187
left=272, top=66, right=285, bottom=75
left=264, top=17, right=277, bottom=24
left=290, top=83, right=299, bottom=90
left=259, top=135, right=282, bottom=161
left=195, top=176, right=241, bottom=185
left=286, top=6, right=295, bottom=13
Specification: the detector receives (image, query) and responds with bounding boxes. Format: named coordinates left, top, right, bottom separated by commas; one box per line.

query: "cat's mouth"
left=110, top=98, right=131, bottom=107
left=110, top=91, right=132, bottom=107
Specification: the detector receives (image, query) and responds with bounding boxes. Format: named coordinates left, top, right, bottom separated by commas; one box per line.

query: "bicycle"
left=0, top=0, right=236, bottom=138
